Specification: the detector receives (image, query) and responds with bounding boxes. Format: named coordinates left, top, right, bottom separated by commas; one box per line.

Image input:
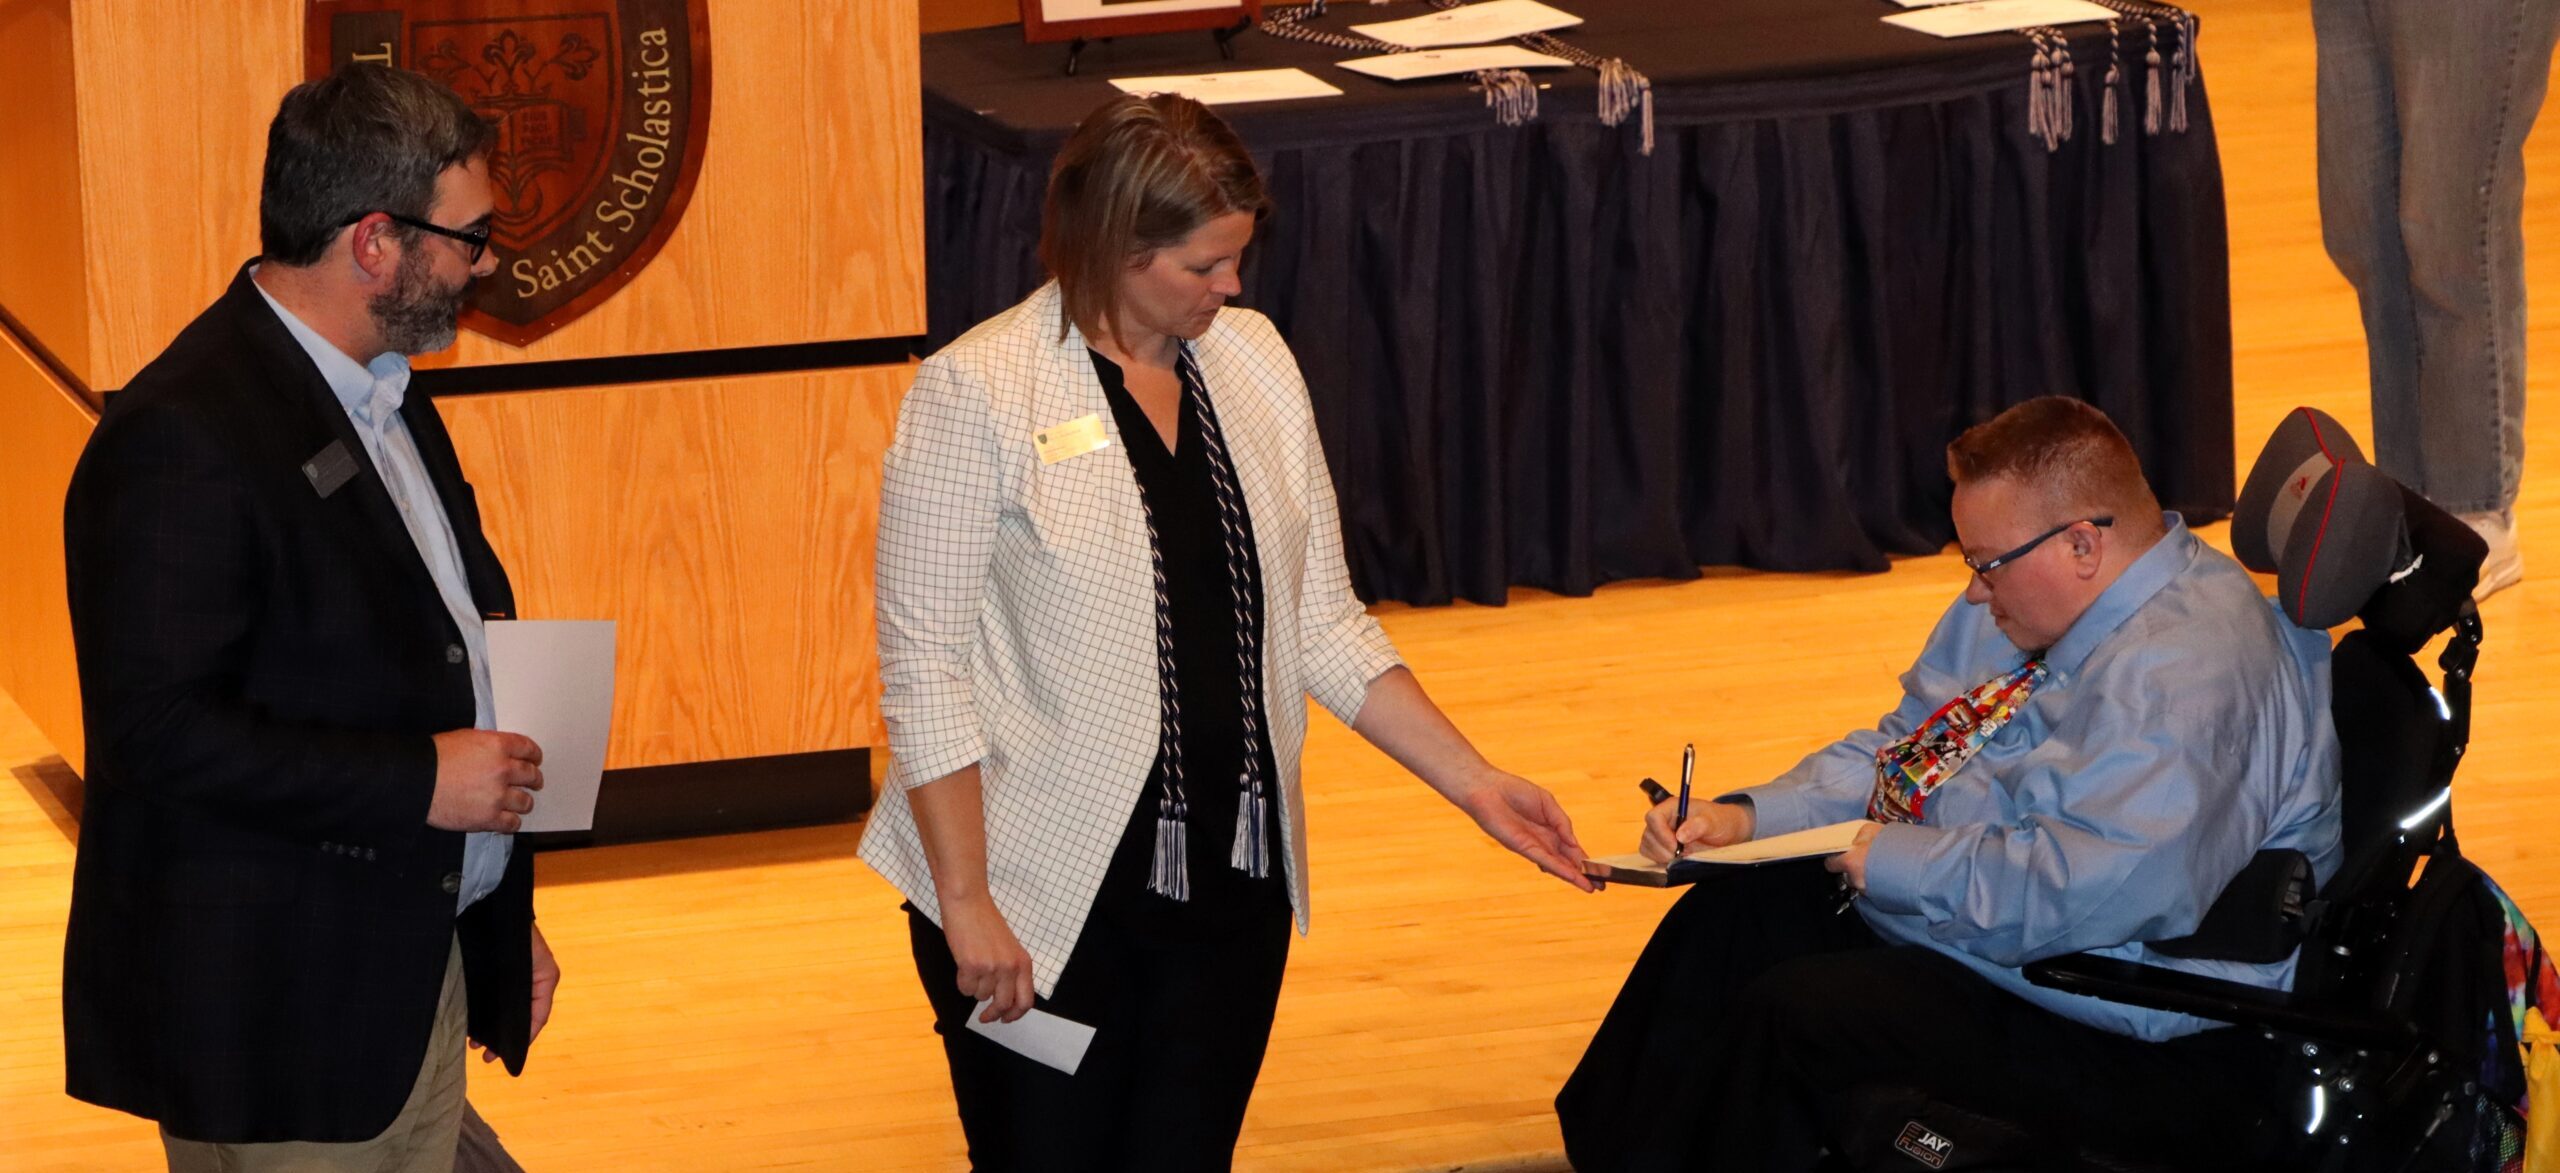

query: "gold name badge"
left=1034, top=414, right=1113, bottom=465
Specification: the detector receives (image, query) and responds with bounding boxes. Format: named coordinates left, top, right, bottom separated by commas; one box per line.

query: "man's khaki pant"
left=162, top=938, right=468, bottom=1173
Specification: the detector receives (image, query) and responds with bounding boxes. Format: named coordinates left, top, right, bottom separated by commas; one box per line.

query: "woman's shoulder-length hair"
left=1038, top=93, right=1269, bottom=346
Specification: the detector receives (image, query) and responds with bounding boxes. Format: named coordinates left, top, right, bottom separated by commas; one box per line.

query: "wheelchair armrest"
left=2022, top=955, right=2416, bottom=1049
left=2146, top=849, right=2310, bottom=963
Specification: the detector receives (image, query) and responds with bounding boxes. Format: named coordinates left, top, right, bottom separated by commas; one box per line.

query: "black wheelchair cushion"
left=2356, top=484, right=2485, bottom=654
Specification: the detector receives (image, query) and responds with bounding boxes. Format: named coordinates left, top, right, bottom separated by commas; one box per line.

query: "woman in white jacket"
left=859, top=93, right=1592, bottom=1170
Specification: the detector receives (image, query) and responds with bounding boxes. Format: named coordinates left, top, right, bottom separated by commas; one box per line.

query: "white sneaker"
left=2461, top=510, right=2522, bottom=600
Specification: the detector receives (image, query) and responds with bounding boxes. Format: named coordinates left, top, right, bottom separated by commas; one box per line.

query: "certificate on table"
left=485, top=619, right=617, bottom=834
left=1350, top=0, right=1582, bottom=48
left=1881, top=0, right=2114, bottom=37
left=1109, top=68, right=1345, bottom=105
left=1336, top=45, right=1573, bottom=81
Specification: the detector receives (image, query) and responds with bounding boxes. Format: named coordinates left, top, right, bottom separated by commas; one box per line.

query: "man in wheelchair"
left=1556, top=397, right=2351, bottom=1171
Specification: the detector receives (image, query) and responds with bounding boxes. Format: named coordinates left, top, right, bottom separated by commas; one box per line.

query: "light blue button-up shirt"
left=1734, top=515, right=2342, bottom=1041
left=254, top=278, right=511, bottom=913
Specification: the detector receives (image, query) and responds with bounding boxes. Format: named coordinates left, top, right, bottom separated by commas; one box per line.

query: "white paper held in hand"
left=966, top=1000, right=1098, bottom=1075
left=484, top=620, right=616, bottom=834
left=1349, top=0, right=1583, bottom=48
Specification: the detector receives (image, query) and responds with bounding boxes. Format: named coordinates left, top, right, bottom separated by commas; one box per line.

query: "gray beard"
left=369, top=247, right=469, bottom=356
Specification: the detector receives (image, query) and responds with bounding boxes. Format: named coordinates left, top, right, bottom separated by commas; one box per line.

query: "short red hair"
left=1947, top=397, right=2164, bottom=532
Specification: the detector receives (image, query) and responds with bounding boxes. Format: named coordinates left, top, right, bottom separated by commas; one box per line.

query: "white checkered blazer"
left=860, top=282, right=1403, bottom=995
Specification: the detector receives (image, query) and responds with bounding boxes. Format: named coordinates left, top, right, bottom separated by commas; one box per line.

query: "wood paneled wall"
left=0, top=0, right=91, bottom=388
left=0, top=344, right=915, bottom=778
left=0, top=327, right=93, bottom=776
left=51, top=0, right=922, bottom=391
left=436, top=364, right=909, bottom=770
left=0, top=1, right=925, bottom=776
left=65, top=0, right=296, bottom=393
left=437, top=0, right=924, bottom=369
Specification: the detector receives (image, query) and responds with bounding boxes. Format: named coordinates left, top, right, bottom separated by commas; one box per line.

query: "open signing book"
left=1582, top=820, right=1874, bottom=888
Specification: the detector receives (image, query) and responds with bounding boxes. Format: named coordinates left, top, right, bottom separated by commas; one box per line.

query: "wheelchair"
left=1822, top=407, right=2514, bottom=1172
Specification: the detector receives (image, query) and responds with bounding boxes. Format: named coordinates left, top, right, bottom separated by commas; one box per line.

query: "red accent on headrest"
left=2296, top=408, right=2344, bottom=621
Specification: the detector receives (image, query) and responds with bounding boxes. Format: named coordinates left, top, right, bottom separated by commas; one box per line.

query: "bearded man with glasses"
left=62, top=62, right=555, bottom=1173
left=1556, top=396, right=2342, bottom=1171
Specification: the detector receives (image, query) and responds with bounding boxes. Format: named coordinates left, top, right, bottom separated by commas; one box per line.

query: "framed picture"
left=1019, top=0, right=1261, bottom=44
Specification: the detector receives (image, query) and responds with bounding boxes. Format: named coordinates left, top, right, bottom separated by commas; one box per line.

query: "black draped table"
left=924, top=0, right=2233, bottom=605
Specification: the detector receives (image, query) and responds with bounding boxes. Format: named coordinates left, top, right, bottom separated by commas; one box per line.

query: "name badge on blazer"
left=302, top=439, right=359, bottom=498
left=1033, top=414, right=1112, bottom=465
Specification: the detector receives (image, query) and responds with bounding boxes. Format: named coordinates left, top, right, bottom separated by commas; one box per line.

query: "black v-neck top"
left=1086, top=348, right=1286, bottom=939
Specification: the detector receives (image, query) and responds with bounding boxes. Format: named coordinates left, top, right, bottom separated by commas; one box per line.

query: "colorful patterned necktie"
left=1868, top=659, right=2047, bottom=825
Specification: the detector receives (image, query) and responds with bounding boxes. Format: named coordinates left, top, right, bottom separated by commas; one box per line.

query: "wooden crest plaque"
left=309, top=0, right=712, bottom=347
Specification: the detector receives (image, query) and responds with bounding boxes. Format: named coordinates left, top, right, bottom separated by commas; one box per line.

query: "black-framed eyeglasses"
left=349, top=212, right=492, bottom=264
left=1963, top=516, right=2114, bottom=577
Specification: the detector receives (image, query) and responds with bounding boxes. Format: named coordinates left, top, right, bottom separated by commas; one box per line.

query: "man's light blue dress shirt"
left=1734, top=516, right=2343, bottom=1041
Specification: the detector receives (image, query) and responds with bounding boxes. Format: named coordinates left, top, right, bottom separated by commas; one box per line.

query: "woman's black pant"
left=906, top=887, right=1292, bottom=1173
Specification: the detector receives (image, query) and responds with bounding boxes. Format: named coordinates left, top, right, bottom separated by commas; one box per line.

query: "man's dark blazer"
left=61, top=262, right=536, bottom=1144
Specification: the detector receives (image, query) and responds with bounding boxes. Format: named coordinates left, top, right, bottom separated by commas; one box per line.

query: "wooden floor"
left=7, top=2, right=2560, bottom=1167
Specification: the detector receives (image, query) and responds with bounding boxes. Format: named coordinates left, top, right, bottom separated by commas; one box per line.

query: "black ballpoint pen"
left=1672, top=743, right=1694, bottom=859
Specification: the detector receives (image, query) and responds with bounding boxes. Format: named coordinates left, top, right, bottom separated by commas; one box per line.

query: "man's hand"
left=480, top=923, right=561, bottom=1064
left=1822, top=823, right=1885, bottom=890
left=1451, top=771, right=1595, bottom=892
left=429, top=730, right=543, bottom=833
left=944, top=894, right=1036, bottom=1024
left=528, top=923, right=558, bottom=1045
left=1640, top=798, right=1754, bottom=863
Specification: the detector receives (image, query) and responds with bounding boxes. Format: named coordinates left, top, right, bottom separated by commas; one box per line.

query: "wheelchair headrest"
left=2232, top=407, right=2484, bottom=649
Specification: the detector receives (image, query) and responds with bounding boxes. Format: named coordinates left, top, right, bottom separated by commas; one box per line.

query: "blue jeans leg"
left=2318, top=0, right=2560, bottom=514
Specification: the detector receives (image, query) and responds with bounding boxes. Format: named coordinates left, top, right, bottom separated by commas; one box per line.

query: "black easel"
left=1062, top=16, right=1254, bottom=76
left=1062, top=36, right=1106, bottom=76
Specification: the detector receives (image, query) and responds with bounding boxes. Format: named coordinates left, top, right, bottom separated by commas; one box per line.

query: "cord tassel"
left=2102, top=20, right=2122, bottom=144
left=2168, top=13, right=2194, bottom=132
left=2027, top=32, right=2069, bottom=152
left=2027, top=35, right=2051, bottom=148
left=1600, top=56, right=1633, bottom=124
left=1474, top=68, right=1536, bottom=125
left=1147, top=798, right=1190, bottom=902
left=1597, top=58, right=1656, bottom=156
left=2144, top=21, right=2163, bottom=135
left=2054, top=35, right=2076, bottom=144
left=2103, top=67, right=2120, bottom=144
left=1230, top=779, right=1271, bottom=877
